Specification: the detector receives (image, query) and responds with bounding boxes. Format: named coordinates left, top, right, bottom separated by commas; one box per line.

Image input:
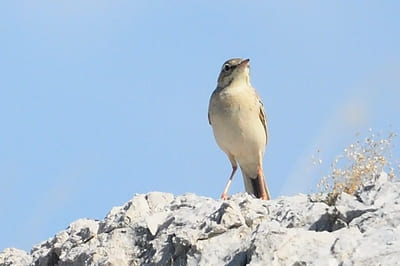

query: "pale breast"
left=209, top=88, right=266, bottom=158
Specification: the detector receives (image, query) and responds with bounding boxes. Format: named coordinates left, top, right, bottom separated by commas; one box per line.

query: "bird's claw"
left=221, top=193, right=229, bottom=200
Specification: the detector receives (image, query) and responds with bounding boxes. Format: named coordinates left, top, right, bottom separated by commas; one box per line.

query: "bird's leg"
left=257, top=166, right=270, bottom=200
left=221, top=158, right=237, bottom=200
left=221, top=165, right=237, bottom=200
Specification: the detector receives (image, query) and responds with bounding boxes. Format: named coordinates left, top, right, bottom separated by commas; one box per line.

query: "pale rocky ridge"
left=1, top=172, right=399, bottom=266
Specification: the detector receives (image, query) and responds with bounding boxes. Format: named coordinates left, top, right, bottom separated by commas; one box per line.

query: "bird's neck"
left=222, top=78, right=252, bottom=94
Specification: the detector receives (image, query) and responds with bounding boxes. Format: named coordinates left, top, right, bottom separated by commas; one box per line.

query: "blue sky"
left=1, top=1, right=399, bottom=251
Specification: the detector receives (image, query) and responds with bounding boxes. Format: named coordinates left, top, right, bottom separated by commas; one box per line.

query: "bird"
left=208, top=58, right=270, bottom=200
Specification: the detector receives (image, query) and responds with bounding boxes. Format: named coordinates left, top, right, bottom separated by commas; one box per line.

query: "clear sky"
left=1, top=1, right=399, bottom=251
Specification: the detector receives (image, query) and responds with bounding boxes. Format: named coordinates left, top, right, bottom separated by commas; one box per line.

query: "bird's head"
left=217, top=58, right=251, bottom=88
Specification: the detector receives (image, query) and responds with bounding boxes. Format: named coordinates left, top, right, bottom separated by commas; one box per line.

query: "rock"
left=1, top=172, right=400, bottom=265
left=0, top=248, right=31, bottom=266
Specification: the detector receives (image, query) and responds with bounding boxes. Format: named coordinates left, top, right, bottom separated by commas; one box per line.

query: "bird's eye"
left=223, top=64, right=231, bottom=72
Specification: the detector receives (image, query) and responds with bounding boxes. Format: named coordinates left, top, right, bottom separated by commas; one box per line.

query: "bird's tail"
left=241, top=168, right=271, bottom=200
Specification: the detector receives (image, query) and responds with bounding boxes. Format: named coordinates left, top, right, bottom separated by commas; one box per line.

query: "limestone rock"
left=0, top=248, right=31, bottom=266
left=1, top=174, right=400, bottom=265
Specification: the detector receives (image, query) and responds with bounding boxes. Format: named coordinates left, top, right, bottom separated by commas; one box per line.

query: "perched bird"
left=208, top=58, right=270, bottom=200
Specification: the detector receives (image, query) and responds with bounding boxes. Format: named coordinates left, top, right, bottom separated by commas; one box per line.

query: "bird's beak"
left=240, top=58, right=250, bottom=67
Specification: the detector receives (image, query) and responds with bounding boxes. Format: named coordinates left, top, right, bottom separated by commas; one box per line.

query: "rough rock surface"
left=1, top=172, right=400, bottom=265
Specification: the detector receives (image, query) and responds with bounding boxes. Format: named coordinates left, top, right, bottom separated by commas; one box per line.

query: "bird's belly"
left=211, top=109, right=266, bottom=158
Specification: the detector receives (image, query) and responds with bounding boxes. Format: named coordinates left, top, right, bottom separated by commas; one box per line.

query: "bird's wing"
left=208, top=89, right=219, bottom=126
left=257, top=96, right=268, bottom=145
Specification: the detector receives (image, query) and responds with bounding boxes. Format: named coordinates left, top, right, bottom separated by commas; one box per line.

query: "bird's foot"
left=260, top=193, right=270, bottom=200
left=220, top=193, right=229, bottom=200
